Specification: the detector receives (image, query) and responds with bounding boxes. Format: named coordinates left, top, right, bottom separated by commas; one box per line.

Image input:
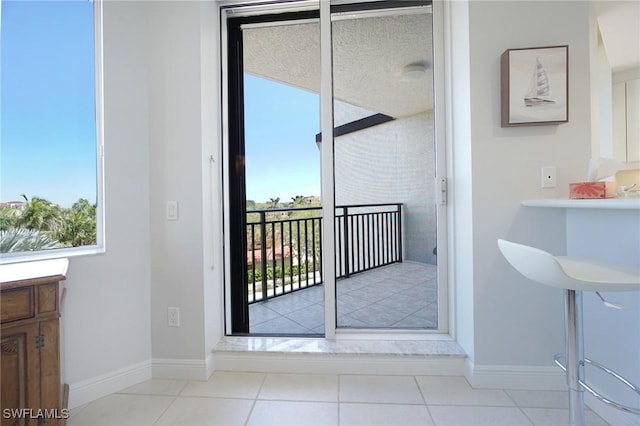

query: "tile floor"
left=68, top=372, right=610, bottom=426
left=249, top=261, right=438, bottom=334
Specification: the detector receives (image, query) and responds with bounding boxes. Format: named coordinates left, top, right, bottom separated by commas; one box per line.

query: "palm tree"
left=268, top=197, right=280, bottom=209
left=57, top=210, right=97, bottom=247
left=71, top=198, right=96, bottom=217
left=48, top=198, right=97, bottom=247
left=15, top=195, right=63, bottom=232
left=291, top=195, right=305, bottom=206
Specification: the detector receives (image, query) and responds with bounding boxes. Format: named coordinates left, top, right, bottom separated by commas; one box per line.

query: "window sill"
left=0, top=246, right=105, bottom=266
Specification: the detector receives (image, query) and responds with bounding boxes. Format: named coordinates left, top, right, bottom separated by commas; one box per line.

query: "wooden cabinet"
left=1, top=259, right=68, bottom=426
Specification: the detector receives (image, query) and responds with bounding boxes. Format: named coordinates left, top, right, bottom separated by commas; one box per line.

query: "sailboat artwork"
left=501, top=45, right=568, bottom=127
left=524, top=57, right=555, bottom=107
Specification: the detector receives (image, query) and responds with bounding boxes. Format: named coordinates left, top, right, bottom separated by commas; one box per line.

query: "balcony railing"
left=246, top=203, right=402, bottom=303
left=335, top=203, right=403, bottom=278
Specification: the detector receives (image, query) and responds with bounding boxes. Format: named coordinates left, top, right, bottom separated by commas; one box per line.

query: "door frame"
left=220, top=0, right=449, bottom=337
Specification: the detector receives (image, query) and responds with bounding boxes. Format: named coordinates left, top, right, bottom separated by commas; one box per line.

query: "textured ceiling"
left=242, top=12, right=433, bottom=117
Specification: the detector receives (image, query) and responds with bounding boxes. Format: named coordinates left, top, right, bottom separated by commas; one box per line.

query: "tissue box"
left=569, top=181, right=617, bottom=199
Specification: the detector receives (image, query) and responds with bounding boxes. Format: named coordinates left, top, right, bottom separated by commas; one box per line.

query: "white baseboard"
left=464, top=358, right=566, bottom=390
left=67, top=355, right=216, bottom=409
left=206, top=351, right=216, bottom=378
left=214, top=351, right=466, bottom=376
left=151, top=356, right=214, bottom=381
left=67, top=360, right=152, bottom=409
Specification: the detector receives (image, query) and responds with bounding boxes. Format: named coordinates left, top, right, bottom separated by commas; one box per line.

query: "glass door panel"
left=226, top=11, right=323, bottom=336
left=331, top=4, right=438, bottom=330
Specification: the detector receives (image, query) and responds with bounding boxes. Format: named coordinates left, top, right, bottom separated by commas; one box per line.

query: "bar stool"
left=497, top=239, right=640, bottom=426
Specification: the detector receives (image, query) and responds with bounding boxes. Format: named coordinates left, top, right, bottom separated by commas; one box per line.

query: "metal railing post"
left=343, top=206, right=350, bottom=278
left=397, top=203, right=403, bottom=262
left=260, top=211, right=268, bottom=301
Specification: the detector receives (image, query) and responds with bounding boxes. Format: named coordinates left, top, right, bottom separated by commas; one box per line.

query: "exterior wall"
left=334, top=111, right=437, bottom=265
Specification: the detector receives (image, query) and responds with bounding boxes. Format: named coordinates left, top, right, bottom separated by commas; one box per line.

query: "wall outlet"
left=167, top=307, right=180, bottom=327
left=541, top=166, right=557, bottom=188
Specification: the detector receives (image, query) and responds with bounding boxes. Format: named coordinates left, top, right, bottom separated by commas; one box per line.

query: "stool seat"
left=497, top=239, right=640, bottom=292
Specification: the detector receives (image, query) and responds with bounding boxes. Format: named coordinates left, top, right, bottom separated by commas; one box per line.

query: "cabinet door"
left=627, top=79, right=640, bottom=162
left=1, top=324, right=39, bottom=426
left=38, top=319, right=61, bottom=425
left=612, top=82, right=627, bottom=161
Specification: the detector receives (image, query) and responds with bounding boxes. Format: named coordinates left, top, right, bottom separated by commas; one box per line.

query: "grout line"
left=412, top=376, right=437, bottom=426
left=516, top=405, right=539, bottom=426
left=150, top=395, right=178, bottom=426
left=243, top=373, right=268, bottom=426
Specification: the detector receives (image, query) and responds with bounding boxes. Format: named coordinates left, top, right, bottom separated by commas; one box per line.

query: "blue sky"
left=1, top=0, right=97, bottom=208
left=244, top=74, right=320, bottom=204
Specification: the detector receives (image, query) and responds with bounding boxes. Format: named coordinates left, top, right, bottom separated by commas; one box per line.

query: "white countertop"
left=522, top=198, right=640, bottom=210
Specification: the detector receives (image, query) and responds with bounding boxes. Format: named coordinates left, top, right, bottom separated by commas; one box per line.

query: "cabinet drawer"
left=0, top=287, right=34, bottom=324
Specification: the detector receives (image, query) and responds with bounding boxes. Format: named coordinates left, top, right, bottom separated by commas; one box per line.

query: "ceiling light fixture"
left=400, top=62, right=428, bottom=81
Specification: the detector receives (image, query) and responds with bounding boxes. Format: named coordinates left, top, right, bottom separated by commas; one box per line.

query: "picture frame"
left=501, top=45, right=568, bottom=127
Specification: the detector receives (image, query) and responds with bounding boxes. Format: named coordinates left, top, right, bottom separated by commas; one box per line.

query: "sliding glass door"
left=222, top=0, right=445, bottom=336
left=330, top=3, right=439, bottom=330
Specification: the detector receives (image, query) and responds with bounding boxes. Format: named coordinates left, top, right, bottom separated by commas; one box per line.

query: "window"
left=0, top=0, right=104, bottom=261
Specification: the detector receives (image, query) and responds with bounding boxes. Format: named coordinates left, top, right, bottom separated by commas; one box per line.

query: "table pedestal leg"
left=565, top=289, right=585, bottom=426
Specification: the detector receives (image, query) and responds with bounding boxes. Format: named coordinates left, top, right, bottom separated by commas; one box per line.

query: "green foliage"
left=0, top=196, right=97, bottom=253
left=0, top=207, right=21, bottom=232
left=56, top=209, right=97, bottom=247
left=247, top=261, right=317, bottom=283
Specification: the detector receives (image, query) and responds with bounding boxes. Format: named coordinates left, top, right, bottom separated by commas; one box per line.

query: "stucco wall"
left=334, top=111, right=437, bottom=265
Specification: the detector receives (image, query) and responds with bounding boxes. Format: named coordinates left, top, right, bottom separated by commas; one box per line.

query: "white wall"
left=451, top=0, right=594, bottom=379
left=63, top=1, right=224, bottom=407
left=147, top=1, right=205, bottom=362
left=145, top=0, right=222, bottom=373
left=63, top=1, right=152, bottom=408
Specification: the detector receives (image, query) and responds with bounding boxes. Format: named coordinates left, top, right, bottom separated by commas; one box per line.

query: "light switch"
left=166, top=201, right=179, bottom=220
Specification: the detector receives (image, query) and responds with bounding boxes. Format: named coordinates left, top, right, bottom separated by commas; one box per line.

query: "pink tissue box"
left=569, top=182, right=617, bottom=199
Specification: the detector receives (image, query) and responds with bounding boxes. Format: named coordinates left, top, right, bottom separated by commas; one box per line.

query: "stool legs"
left=565, top=289, right=585, bottom=426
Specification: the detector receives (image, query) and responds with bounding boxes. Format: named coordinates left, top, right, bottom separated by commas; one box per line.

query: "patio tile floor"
left=249, top=261, right=437, bottom=335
